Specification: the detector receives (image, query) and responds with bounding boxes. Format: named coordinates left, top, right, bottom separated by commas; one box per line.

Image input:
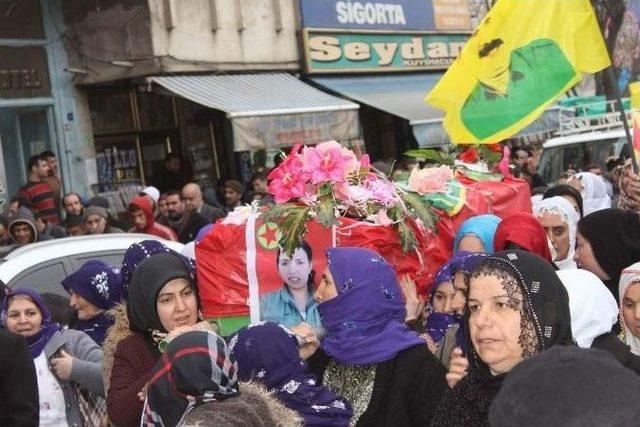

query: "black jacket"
left=592, top=332, right=640, bottom=376
left=0, top=329, right=39, bottom=427
left=178, top=211, right=209, bottom=243
left=310, top=345, right=447, bottom=426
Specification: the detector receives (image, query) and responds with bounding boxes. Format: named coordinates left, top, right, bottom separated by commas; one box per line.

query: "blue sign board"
left=300, top=0, right=436, bottom=31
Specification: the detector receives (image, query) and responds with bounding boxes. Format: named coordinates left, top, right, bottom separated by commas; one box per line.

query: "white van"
left=538, top=129, right=629, bottom=184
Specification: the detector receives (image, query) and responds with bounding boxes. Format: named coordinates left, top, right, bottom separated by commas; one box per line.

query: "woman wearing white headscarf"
left=559, top=269, right=640, bottom=376
left=533, top=196, right=580, bottom=270
left=569, top=172, right=611, bottom=216
left=619, top=263, right=640, bottom=356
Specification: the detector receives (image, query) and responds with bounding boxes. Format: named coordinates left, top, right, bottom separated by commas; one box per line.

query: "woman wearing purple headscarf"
left=1, top=288, right=104, bottom=427
left=312, top=247, right=447, bottom=426
left=229, top=322, right=353, bottom=426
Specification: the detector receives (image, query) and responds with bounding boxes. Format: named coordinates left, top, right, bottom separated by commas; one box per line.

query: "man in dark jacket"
left=164, top=190, right=209, bottom=243
left=0, top=328, right=39, bottom=426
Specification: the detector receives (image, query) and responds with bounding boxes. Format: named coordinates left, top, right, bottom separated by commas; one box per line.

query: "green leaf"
left=317, top=198, right=339, bottom=228
left=261, top=204, right=312, bottom=257
left=397, top=220, right=417, bottom=253
left=404, top=149, right=454, bottom=166
left=402, top=191, right=437, bottom=230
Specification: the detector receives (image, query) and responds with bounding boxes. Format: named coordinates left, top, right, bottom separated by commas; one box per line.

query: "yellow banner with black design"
left=426, top=0, right=610, bottom=144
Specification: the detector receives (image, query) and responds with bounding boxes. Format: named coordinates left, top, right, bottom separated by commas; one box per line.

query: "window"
left=10, top=261, right=69, bottom=296
left=72, top=251, right=125, bottom=270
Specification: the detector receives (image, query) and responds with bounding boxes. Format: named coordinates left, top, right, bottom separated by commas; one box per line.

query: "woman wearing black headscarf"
left=431, top=250, right=573, bottom=426
left=543, top=184, right=584, bottom=218
left=106, top=251, right=201, bottom=426
left=575, top=208, right=640, bottom=302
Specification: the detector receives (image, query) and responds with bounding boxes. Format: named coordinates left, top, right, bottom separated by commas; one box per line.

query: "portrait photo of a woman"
left=259, top=241, right=321, bottom=329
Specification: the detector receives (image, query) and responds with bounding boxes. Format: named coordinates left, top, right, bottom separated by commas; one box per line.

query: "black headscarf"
left=126, top=252, right=195, bottom=334
left=431, top=250, right=573, bottom=426
left=543, top=184, right=584, bottom=218
left=577, top=209, right=640, bottom=301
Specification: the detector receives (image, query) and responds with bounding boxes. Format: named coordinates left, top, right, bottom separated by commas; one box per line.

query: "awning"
left=310, top=73, right=449, bottom=147
left=149, top=74, right=360, bottom=151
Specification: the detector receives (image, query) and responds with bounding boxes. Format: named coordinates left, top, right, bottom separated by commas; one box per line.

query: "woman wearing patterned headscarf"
left=61, top=260, right=123, bottom=345
left=431, top=250, right=573, bottom=426
left=534, top=196, right=580, bottom=270
left=619, top=263, right=640, bottom=357
left=313, top=247, right=447, bottom=426
left=229, top=322, right=352, bottom=426
left=143, top=330, right=302, bottom=427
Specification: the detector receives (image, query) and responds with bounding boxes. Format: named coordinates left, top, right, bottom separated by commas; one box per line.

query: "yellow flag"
left=426, top=0, right=610, bottom=144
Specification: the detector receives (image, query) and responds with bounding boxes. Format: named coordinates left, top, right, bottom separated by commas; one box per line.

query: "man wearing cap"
left=84, top=206, right=124, bottom=234
left=128, top=195, right=177, bottom=241
left=223, top=180, right=244, bottom=215
left=182, top=183, right=223, bottom=224
left=140, top=186, right=160, bottom=206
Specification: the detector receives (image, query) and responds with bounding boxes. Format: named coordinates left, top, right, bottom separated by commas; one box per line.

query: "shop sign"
left=0, top=46, right=51, bottom=98
left=432, top=0, right=472, bottom=31
left=300, top=0, right=471, bottom=31
left=232, top=109, right=360, bottom=151
left=303, top=30, right=468, bottom=73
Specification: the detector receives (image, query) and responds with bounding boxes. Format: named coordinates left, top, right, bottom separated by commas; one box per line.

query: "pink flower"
left=344, top=185, right=373, bottom=203
left=408, top=165, right=453, bottom=195
left=365, top=177, right=398, bottom=207
left=376, top=209, right=393, bottom=226
left=359, top=154, right=371, bottom=171
left=268, top=149, right=310, bottom=203
left=303, top=141, right=358, bottom=184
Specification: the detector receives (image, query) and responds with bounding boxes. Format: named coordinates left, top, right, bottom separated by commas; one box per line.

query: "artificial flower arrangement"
left=261, top=141, right=451, bottom=255
left=404, top=143, right=510, bottom=181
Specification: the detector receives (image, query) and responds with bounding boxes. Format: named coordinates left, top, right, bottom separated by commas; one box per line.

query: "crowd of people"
left=0, top=152, right=273, bottom=247
left=3, top=147, right=640, bottom=426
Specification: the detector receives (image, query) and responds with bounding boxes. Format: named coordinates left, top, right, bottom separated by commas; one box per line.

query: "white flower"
left=281, top=380, right=300, bottom=394
left=332, top=400, right=346, bottom=409
left=92, top=272, right=110, bottom=299
left=221, top=206, right=253, bottom=225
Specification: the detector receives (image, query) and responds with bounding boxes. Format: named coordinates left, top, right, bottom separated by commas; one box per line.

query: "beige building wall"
left=64, top=0, right=301, bottom=84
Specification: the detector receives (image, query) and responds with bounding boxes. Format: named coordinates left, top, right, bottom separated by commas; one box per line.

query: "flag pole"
left=604, top=66, right=639, bottom=174
left=591, top=1, right=639, bottom=173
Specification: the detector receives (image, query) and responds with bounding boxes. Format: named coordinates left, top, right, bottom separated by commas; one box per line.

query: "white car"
left=0, top=234, right=184, bottom=296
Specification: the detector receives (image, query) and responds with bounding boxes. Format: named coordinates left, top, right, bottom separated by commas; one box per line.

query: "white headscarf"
left=557, top=269, right=618, bottom=348
left=533, top=196, right=579, bottom=270
left=570, top=172, right=611, bottom=216
left=619, top=262, right=640, bottom=356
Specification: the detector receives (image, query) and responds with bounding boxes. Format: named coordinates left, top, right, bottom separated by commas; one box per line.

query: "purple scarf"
left=318, top=248, right=424, bottom=366
left=0, top=288, right=61, bottom=358
left=74, top=311, right=113, bottom=346
left=229, top=322, right=352, bottom=427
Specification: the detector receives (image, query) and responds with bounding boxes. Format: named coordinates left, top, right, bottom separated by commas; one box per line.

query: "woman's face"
left=5, top=297, right=43, bottom=337
left=451, top=271, right=468, bottom=314
left=69, top=290, right=102, bottom=320
left=568, top=178, right=584, bottom=194
left=574, top=232, right=609, bottom=280
left=537, top=212, right=570, bottom=261
left=457, top=235, right=486, bottom=253
left=431, top=281, right=457, bottom=315
left=156, top=278, right=198, bottom=332
left=278, top=247, right=313, bottom=291
left=561, top=195, right=581, bottom=217
left=314, top=268, right=339, bottom=304
left=468, top=274, right=528, bottom=375
left=623, top=282, right=640, bottom=339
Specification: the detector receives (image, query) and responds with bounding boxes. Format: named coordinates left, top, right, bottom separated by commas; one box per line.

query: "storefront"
left=299, top=0, right=475, bottom=159
left=86, top=73, right=360, bottom=191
